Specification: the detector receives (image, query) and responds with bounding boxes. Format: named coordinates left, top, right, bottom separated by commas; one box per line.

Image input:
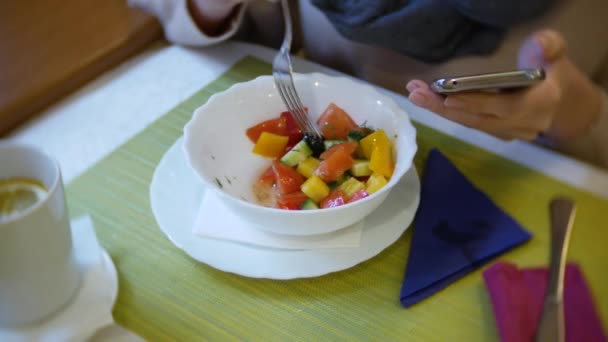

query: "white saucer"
left=1, top=216, right=118, bottom=342
left=150, top=137, right=420, bottom=279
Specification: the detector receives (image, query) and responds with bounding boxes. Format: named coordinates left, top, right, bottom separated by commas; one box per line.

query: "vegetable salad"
left=247, top=103, right=395, bottom=210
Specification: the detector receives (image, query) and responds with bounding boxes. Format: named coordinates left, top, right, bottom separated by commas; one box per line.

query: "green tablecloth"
left=66, top=56, right=607, bottom=341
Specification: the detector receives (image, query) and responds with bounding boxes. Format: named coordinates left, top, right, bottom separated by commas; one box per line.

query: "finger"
left=442, top=114, right=537, bottom=141
left=437, top=108, right=510, bottom=134
left=408, top=87, right=449, bottom=115
left=440, top=109, right=495, bottom=129
left=443, top=91, right=522, bottom=118
left=409, top=87, right=500, bottom=127
left=518, top=29, right=567, bottom=68
left=406, top=79, right=428, bottom=94
left=535, top=29, right=567, bottom=61
left=503, top=128, right=541, bottom=141
left=444, top=75, right=561, bottom=123
left=410, top=88, right=541, bottom=141
left=409, top=88, right=504, bottom=131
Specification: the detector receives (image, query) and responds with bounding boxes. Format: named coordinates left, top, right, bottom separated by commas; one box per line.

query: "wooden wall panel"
left=0, top=0, right=163, bottom=135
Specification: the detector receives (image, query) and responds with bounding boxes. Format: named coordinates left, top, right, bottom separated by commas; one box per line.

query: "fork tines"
left=273, top=57, right=322, bottom=138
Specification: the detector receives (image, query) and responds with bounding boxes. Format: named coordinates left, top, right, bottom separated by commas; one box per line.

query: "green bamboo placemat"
left=66, top=56, right=607, bottom=341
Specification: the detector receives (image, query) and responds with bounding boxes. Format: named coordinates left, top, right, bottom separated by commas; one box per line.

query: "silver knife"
left=535, top=197, right=576, bottom=342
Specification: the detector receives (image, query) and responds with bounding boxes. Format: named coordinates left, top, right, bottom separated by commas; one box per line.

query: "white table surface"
left=5, top=40, right=608, bottom=340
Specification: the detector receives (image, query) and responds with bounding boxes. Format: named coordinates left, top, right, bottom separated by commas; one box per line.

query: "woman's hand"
left=130, top=0, right=246, bottom=36
left=188, top=0, right=246, bottom=35
left=406, top=30, right=603, bottom=143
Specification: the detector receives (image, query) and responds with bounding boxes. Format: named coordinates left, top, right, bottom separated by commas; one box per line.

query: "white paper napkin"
left=193, top=190, right=363, bottom=249
left=0, top=215, right=118, bottom=342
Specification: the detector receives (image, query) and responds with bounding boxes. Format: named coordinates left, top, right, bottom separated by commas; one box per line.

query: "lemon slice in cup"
left=0, top=178, right=48, bottom=223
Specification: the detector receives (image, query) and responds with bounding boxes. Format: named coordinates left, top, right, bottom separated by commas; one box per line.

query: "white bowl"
left=183, top=72, right=417, bottom=236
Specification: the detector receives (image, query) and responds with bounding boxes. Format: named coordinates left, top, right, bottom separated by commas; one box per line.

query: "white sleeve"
left=128, top=0, right=246, bottom=46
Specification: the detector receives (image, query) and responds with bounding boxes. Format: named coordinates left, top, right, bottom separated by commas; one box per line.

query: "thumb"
left=518, top=29, right=567, bottom=68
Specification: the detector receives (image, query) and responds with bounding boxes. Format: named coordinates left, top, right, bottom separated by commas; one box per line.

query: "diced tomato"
left=257, top=166, right=275, bottom=186
left=348, top=189, right=369, bottom=203
left=320, top=189, right=348, bottom=209
left=314, top=147, right=355, bottom=182
left=271, top=160, right=304, bottom=195
left=277, top=191, right=309, bottom=210
left=316, top=103, right=358, bottom=140
left=280, top=111, right=304, bottom=146
left=320, top=141, right=358, bottom=160
left=246, top=116, right=287, bottom=143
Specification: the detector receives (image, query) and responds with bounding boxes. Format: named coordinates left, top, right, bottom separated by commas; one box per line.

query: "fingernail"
left=536, top=33, right=554, bottom=56
left=536, top=33, right=548, bottom=47
left=409, top=92, right=427, bottom=106
left=444, top=97, right=466, bottom=109
left=535, top=30, right=564, bottom=59
left=406, top=81, right=421, bottom=93
left=538, top=30, right=559, bottom=48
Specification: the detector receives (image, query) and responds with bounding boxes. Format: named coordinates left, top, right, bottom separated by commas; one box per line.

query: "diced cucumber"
left=323, top=139, right=346, bottom=150
left=280, top=139, right=313, bottom=166
left=339, top=177, right=365, bottom=197
left=296, top=157, right=320, bottom=178
left=350, top=159, right=372, bottom=177
left=300, top=199, right=319, bottom=210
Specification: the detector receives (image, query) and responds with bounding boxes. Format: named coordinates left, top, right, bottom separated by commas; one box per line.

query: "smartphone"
left=430, top=68, right=545, bottom=94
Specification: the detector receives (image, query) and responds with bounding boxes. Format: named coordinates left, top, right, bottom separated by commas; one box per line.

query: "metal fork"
left=273, top=0, right=322, bottom=139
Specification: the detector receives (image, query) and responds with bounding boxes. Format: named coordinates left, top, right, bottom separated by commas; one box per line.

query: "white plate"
left=150, top=138, right=420, bottom=279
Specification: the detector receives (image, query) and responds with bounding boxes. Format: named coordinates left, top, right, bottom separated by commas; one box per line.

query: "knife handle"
left=536, top=197, right=576, bottom=342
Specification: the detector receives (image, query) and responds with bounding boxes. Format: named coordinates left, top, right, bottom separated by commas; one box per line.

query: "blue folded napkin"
left=400, top=149, right=532, bottom=307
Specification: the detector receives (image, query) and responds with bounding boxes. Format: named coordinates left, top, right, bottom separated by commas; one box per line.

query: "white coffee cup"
left=0, top=144, right=81, bottom=326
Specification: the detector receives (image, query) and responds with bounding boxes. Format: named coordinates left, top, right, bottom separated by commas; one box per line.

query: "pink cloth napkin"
left=483, top=262, right=606, bottom=342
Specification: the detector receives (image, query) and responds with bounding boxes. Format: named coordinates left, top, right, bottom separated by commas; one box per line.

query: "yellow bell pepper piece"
left=252, top=132, right=289, bottom=158
left=297, top=157, right=321, bottom=179
left=359, top=129, right=391, bottom=159
left=369, top=144, right=393, bottom=178
left=301, top=175, right=330, bottom=203
left=359, top=129, right=393, bottom=178
left=366, top=173, right=388, bottom=194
